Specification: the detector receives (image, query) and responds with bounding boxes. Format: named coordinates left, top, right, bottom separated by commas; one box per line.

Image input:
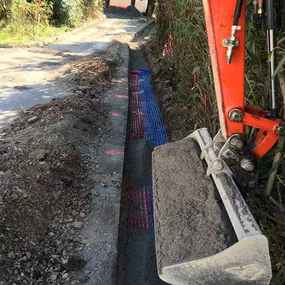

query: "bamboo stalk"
left=264, top=72, right=285, bottom=197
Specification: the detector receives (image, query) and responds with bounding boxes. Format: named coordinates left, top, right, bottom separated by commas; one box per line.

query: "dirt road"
left=0, top=17, right=150, bottom=130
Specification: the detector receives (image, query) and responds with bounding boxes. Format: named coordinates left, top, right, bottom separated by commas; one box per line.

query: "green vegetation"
left=155, top=0, right=217, bottom=134
left=154, top=0, right=271, bottom=134
left=0, top=0, right=104, bottom=44
left=52, top=0, right=103, bottom=27
left=0, top=24, right=66, bottom=44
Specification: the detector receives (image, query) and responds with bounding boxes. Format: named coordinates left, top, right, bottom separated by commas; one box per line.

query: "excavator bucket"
left=152, top=129, right=272, bottom=285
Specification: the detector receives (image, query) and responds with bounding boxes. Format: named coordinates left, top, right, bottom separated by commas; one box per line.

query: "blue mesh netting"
left=137, top=69, right=168, bottom=147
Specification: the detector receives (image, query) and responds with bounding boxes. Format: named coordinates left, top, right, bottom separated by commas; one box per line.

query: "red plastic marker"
left=106, top=150, right=124, bottom=155
left=115, top=94, right=128, bottom=98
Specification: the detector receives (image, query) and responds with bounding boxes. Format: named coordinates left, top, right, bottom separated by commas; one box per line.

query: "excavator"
left=152, top=0, right=283, bottom=284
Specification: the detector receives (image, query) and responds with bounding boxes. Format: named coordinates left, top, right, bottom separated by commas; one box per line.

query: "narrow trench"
left=116, top=48, right=168, bottom=285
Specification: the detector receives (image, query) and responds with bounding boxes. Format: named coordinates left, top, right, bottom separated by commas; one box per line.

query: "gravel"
left=152, top=138, right=237, bottom=272
left=71, top=221, right=84, bottom=230
left=104, top=5, right=142, bottom=17
left=0, top=42, right=122, bottom=284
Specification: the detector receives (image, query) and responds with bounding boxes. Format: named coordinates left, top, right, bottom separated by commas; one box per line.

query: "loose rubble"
left=0, top=42, right=122, bottom=284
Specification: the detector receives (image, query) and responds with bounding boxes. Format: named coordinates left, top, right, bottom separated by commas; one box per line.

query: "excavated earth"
left=152, top=138, right=237, bottom=271
left=0, top=43, right=122, bottom=284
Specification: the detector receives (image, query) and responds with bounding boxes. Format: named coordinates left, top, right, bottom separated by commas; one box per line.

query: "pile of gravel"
left=104, top=5, right=142, bottom=17
left=0, top=44, right=122, bottom=284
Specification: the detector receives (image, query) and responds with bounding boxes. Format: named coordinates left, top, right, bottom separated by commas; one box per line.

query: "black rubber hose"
left=233, top=0, right=244, bottom=26
left=262, top=0, right=281, bottom=30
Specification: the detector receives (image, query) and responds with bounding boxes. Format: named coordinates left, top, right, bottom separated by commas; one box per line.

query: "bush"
left=0, top=0, right=52, bottom=35
left=52, top=0, right=83, bottom=27
left=156, top=0, right=218, bottom=134
left=1, top=0, right=104, bottom=31
left=0, top=0, right=12, bottom=23
left=51, top=0, right=103, bottom=27
left=83, top=0, right=103, bottom=19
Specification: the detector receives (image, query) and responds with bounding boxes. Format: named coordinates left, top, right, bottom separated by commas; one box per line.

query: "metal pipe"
left=263, top=0, right=281, bottom=116
left=267, top=29, right=277, bottom=116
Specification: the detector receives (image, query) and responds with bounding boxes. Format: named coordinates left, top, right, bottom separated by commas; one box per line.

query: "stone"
left=59, top=176, right=74, bottom=186
left=27, top=116, right=39, bottom=124
left=48, top=273, right=57, bottom=282
left=8, top=251, right=16, bottom=259
left=61, top=257, right=69, bottom=264
left=71, top=221, right=84, bottom=229
left=0, top=145, right=8, bottom=155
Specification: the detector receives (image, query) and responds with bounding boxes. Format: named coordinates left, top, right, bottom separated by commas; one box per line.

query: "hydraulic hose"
left=233, top=0, right=244, bottom=26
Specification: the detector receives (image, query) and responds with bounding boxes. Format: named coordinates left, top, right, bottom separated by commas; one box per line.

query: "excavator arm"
left=204, top=0, right=284, bottom=189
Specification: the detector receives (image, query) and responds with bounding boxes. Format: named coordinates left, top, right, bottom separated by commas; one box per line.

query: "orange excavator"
left=153, top=0, right=282, bottom=284
left=108, top=0, right=149, bottom=13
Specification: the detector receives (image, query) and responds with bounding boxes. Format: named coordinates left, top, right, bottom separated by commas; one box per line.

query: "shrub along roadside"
left=0, top=0, right=55, bottom=44
left=51, top=0, right=104, bottom=27
left=0, top=0, right=104, bottom=44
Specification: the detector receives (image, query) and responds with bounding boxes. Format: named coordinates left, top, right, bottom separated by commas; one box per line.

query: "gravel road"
left=0, top=17, right=150, bottom=130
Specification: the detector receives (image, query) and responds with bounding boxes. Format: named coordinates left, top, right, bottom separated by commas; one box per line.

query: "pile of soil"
left=0, top=43, right=121, bottom=284
left=104, top=5, right=142, bottom=17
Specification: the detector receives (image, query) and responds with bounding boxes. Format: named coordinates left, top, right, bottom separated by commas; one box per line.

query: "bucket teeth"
left=152, top=129, right=272, bottom=285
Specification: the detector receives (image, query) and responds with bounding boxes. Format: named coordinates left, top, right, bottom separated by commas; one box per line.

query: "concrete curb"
left=75, top=42, right=129, bottom=285
left=131, top=19, right=155, bottom=42
left=0, top=16, right=105, bottom=49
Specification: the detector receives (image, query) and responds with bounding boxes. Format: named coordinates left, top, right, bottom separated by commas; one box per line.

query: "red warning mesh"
left=128, top=73, right=145, bottom=141
left=129, top=185, right=151, bottom=234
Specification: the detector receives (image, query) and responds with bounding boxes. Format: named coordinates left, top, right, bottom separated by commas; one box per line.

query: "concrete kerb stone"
left=131, top=19, right=155, bottom=42
left=72, top=43, right=129, bottom=285
left=71, top=39, right=132, bottom=283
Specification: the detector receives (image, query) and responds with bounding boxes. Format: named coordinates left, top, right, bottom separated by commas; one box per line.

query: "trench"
left=116, top=48, right=168, bottom=285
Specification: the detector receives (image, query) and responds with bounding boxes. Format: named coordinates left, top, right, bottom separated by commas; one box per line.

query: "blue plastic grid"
left=137, top=69, right=168, bottom=147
